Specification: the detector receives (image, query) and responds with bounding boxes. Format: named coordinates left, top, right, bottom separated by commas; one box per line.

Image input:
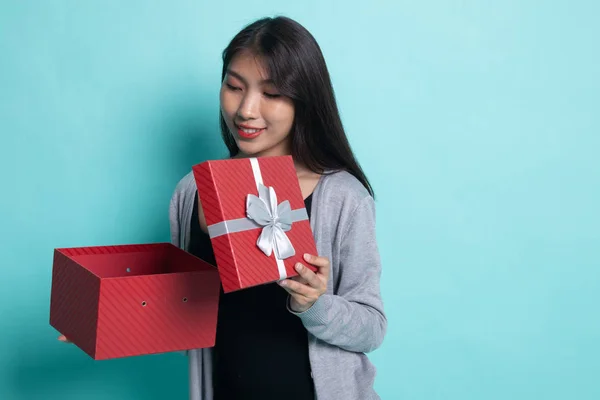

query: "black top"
left=189, top=191, right=315, bottom=400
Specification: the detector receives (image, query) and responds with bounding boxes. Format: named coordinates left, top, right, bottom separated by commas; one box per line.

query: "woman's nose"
left=236, top=92, right=260, bottom=120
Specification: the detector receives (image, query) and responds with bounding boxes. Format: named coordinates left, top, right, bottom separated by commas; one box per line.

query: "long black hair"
left=219, top=16, right=374, bottom=198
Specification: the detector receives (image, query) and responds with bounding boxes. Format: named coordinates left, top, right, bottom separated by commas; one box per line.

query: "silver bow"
left=246, top=183, right=295, bottom=259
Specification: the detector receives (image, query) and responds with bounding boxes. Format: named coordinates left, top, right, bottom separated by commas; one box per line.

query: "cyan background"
left=1, top=1, right=598, bottom=399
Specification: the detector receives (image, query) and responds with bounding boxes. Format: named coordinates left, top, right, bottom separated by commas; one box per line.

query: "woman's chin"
left=234, top=142, right=264, bottom=158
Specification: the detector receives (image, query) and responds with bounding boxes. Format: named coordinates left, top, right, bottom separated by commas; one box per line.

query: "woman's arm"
left=169, top=190, right=181, bottom=248
left=288, top=196, right=387, bottom=353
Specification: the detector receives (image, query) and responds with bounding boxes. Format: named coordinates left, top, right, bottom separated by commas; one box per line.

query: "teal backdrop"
left=1, top=1, right=599, bottom=399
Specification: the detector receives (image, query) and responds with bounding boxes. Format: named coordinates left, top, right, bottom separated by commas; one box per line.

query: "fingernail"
left=303, top=253, right=310, bottom=261
left=295, top=263, right=303, bottom=271
left=278, top=280, right=286, bottom=286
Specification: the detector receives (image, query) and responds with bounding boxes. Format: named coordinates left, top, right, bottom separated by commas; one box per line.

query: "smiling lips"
left=236, top=123, right=265, bottom=139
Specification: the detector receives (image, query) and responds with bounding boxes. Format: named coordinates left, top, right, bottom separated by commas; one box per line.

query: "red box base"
left=49, top=243, right=220, bottom=360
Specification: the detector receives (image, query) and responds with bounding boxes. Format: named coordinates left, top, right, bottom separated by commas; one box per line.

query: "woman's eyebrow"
left=227, top=69, right=274, bottom=85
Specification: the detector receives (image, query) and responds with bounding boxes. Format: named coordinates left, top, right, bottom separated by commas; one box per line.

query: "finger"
left=303, top=253, right=329, bottom=268
left=58, top=335, right=71, bottom=343
left=278, top=278, right=314, bottom=298
left=283, top=287, right=314, bottom=312
left=290, top=273, right=308, bottom=285
left=295, top=263, right=321, bottom=288
left=303, top=254, right=330, bottom=278
left=280, top=285, right=311, bottom=303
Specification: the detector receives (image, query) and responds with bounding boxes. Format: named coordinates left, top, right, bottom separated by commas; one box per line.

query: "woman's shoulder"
left=170, top=170, right=197, bottom=211
left=319, top=169, right=373, bottom=203
left=171, top=156, right=231, bottom=201
left=173, top=170, right=196, bottom=195
left=313, top=170, right=377, bottom=247
left=316, top=169, right=374, bottom=217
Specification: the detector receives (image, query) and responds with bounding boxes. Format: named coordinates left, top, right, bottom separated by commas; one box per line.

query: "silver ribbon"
left=206, top=183, right=308, bottom=260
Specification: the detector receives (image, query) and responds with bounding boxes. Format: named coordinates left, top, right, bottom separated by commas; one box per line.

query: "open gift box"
left=49, top=243, right=220, bottom=360
left=193, top=155, right=318, bottom=293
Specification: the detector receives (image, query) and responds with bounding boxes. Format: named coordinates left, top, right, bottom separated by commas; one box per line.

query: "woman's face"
left=220, top=50, right=295, bottom=158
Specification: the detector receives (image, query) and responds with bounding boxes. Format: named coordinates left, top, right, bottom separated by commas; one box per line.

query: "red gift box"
left=49, top=243, right=220, bottom=360
left=192, top=155, right=318, bottom=293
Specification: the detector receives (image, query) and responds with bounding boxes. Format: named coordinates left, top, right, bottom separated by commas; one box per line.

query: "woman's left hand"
left=279, top=253, right=330, bottom=313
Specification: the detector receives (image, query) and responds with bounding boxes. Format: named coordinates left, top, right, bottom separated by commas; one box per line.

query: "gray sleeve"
left=290, top=196, right=387, bottom=353
left=169, top=186, right=181, bottom=248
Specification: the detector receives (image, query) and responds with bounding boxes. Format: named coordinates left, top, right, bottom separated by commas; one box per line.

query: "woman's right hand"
left=57, top=335, right=71, bottom=343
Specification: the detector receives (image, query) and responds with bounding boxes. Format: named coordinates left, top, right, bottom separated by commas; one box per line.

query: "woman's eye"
left=263, top=92, right=281, bottom=98
left=226, top=83, right=240, bottom=91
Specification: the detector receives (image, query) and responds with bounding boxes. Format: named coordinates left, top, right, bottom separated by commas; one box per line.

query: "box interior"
left=67, top=244, right=215, bottom=279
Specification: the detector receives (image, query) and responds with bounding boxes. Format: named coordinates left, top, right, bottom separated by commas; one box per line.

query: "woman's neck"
left=233, top=150, right=319, bottom=178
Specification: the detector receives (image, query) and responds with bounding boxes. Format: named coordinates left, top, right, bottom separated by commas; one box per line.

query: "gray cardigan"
left=169, top=168, right=387, bottom=400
